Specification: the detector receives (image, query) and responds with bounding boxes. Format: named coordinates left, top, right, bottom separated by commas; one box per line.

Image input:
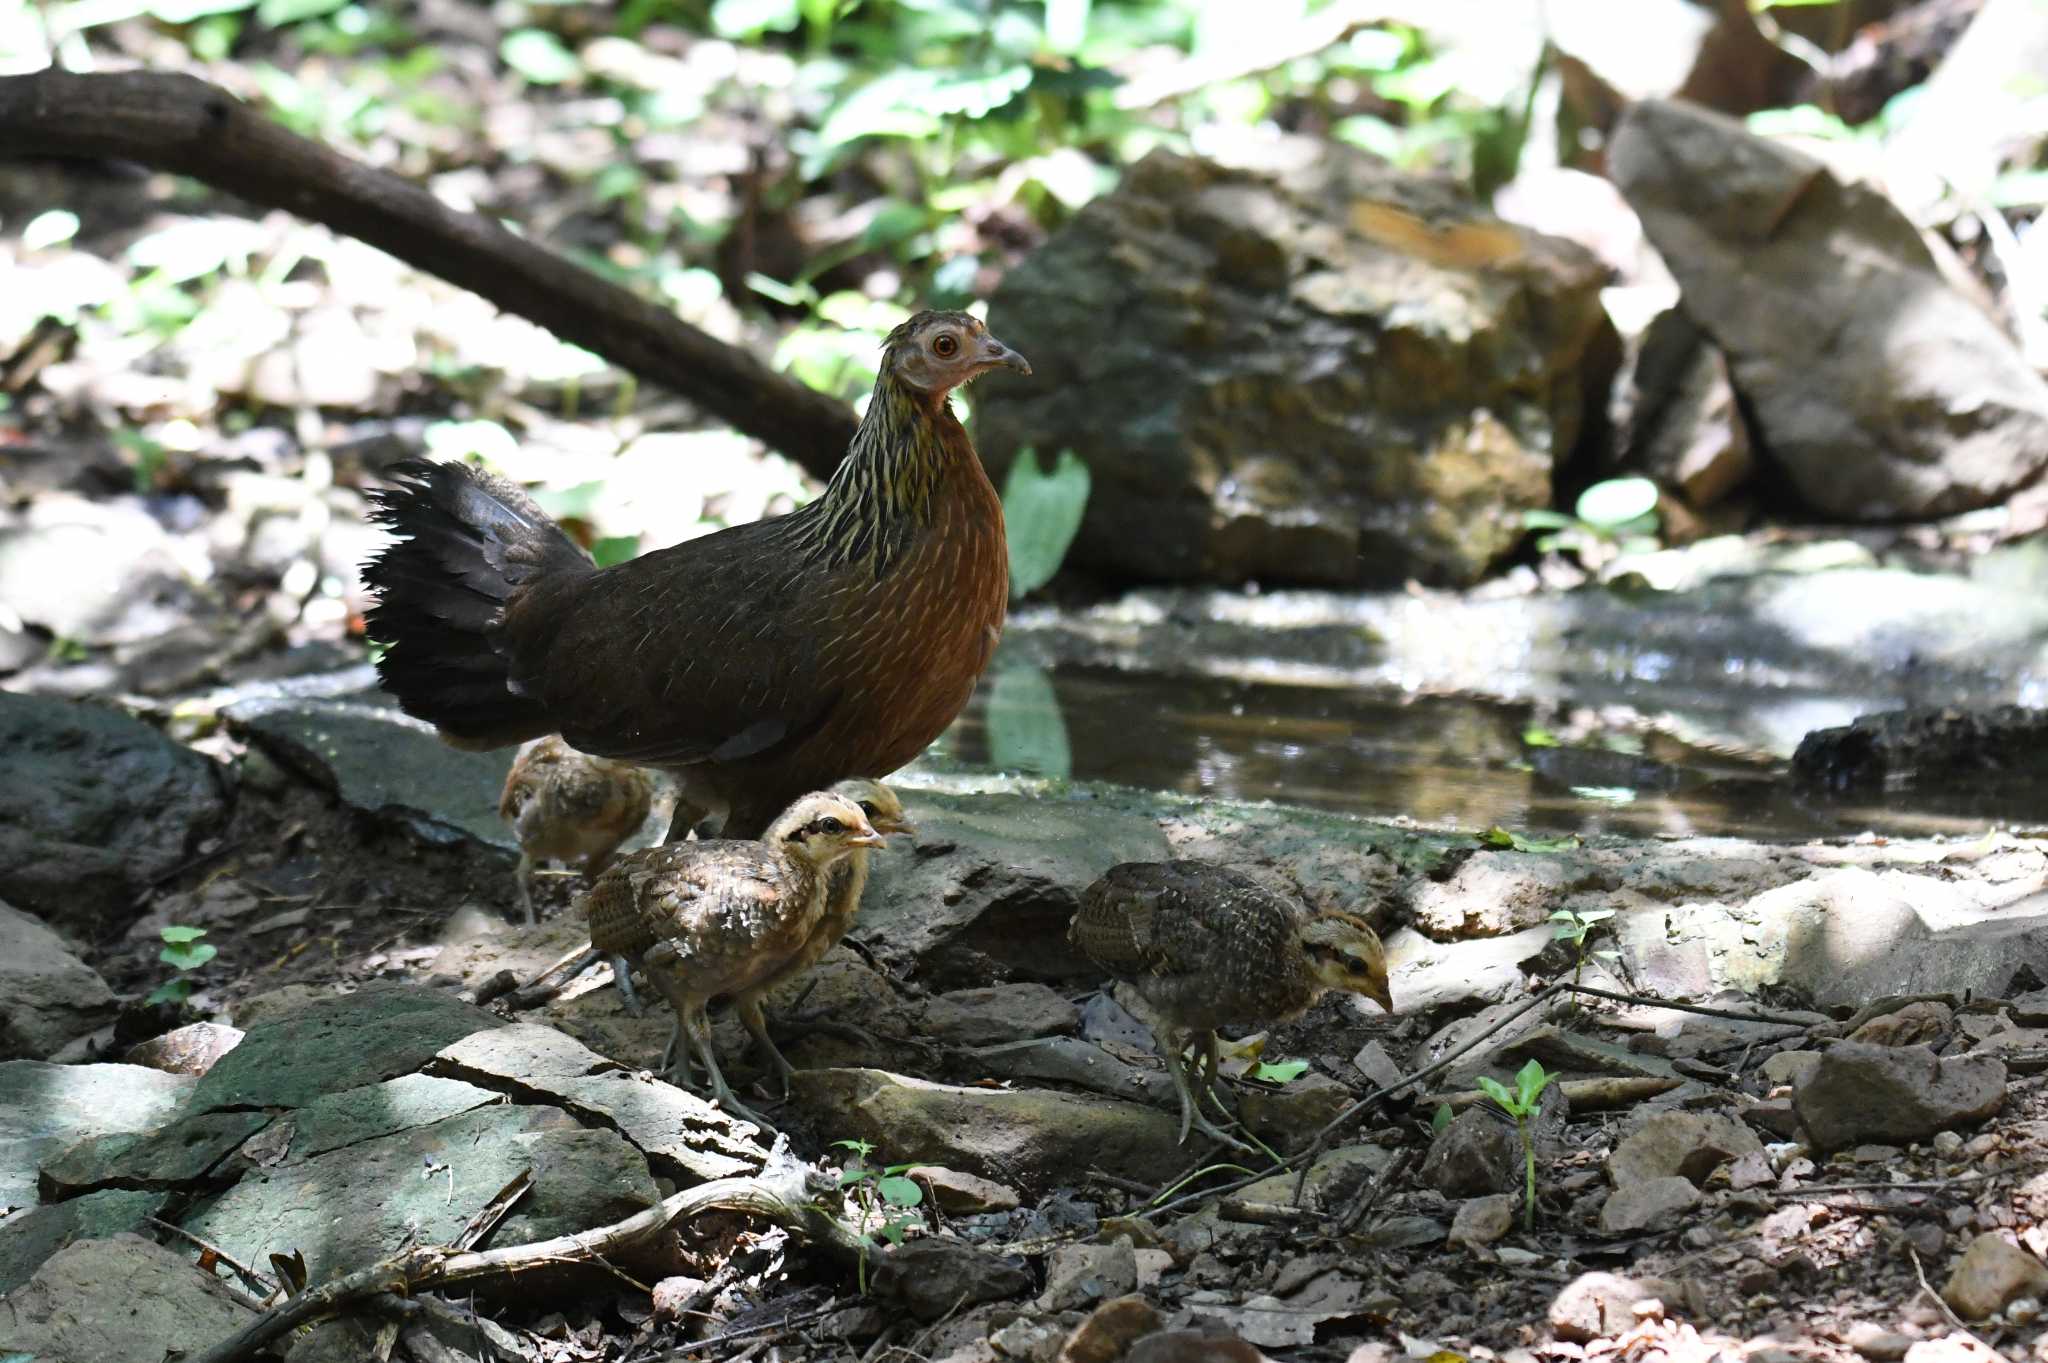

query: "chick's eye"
left=933, top=333, right=958, bottom=358
left=819, top=817, right=844, bottom=835
left=859, top=802, right=880, bottom=818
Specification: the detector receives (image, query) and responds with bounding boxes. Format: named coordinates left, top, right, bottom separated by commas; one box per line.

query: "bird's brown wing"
left=499, top=517, right=844, bottom=769
left=1071, top=861, right=1296, bottom=984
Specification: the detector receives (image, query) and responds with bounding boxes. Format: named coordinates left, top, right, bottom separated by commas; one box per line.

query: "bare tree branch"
left=0, top=67, right=859, bottom=481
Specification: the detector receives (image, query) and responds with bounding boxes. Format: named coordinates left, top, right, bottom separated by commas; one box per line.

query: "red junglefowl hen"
left=583, top=789, right=885, bottom=1129
left=498, top=735, right=654, bottom=924
left=1071, top=861, right=1393, bottom=1148
left=362, top=311, right=1027, bottom=841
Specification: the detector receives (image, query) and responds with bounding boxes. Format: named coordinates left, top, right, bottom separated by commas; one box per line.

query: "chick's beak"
left=1364, top=977, right=1394, bottom=1015
left=981, top=336, right=1031, bottom=376
left=847, top=827, right=889, bottom=849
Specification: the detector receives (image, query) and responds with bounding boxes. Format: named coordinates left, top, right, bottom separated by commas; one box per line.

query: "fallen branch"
left=0, top=67, right=858, bottom=482
left=186, top=1141, right=859, bottom=1363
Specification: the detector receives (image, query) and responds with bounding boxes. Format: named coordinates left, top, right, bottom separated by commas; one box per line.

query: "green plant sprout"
left=831, top=1138, right=924, bottom=1294
left=1522, top=477, right=1661, bottom=567
left=147, top=925, right=217, bottom=1006
left=1549, top=906, right=1619, bottom=992
left=1477, top=1059, right=1554, bottom=1232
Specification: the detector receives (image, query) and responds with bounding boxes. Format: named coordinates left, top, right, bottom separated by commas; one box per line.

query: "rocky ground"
left=4, top=679, right=2048, bottom=1363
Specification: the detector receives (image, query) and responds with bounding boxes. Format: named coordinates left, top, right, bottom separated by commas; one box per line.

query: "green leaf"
left=256, top=0, right=345, bottom=23
left=591, top=536, right=639, bottom=569
left=161, top=942, right=218, bottom=971
left=501, top=29, right=580, bottom=85
left=145, top=978, right=194, bottom=1007
left=1576, top=908, right=1615, bottom=925
left=875, top=1175, right=923, bottom=1208
left=1520, top=726, right=1558, bottom=748
left=160, top=925, right=209, bottom=944
left=1477, top=826, right=1580, bottom=854
left=148, top=0, right=257, bottom=21
left=1002, top=446, right=1090, bottom=599
left=1431, top=1102, right=1453, bottom=1133
left=831, top=1138, right=874, bottom=1155
left=1248, top=1058, right=1309, bottom=1085
left=1514, top=1058, right=1551, bottom=1109
left=985, top=662, right=1071, bottom=780
left=837, top=1167, right=873, bottom=1187
left=710, top=0, right=800, bottom=38
left=21, top=209, right=80, bottom=252
left=1573, top=477, right=1660, bottom=531
left=1476, top=1076, right=1515, bottom=1112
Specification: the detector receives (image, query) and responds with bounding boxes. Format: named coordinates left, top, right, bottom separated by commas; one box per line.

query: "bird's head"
left=881, top=310, right=1031, bottom=400
left=770, top=791, right=889, bottom=867
left=831, top=778, right=916, bottom=838
left=1300, top=912, right=1393, bottom=1013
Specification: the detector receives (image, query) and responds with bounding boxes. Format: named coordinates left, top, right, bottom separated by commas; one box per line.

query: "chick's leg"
left=685, top=1004, right=776, bottom=1134
left=514, top=852, right=537, bottom=925
left=735, top=992, right=797, bottom=1097
left=1164, top=1030, right=1248, bottom=1151
left=609, top=954, right=644, bottom=1015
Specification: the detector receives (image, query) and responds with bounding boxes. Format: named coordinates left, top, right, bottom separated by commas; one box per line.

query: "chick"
left=1070, top=860, right=1393, bottom=1147
left=499, top=735, right=654, bottom=924
left=732, top=779, right=915, bottom=1088
left=584, top=790, right=884, bottom=1128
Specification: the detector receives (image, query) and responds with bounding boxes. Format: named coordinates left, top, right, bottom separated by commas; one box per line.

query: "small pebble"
left=1963, top=1133, right=1999, bottom=1157
left=2009, top=1297, right=2042, bottom=1326
left=1933, top=1131, right=1964, bottom=1156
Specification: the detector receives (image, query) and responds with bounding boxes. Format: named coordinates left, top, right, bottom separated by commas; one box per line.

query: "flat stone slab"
left=226, top=694, right=517, bottom=849
left=0, top=1188, right=167, bottom=1296
left=432, top=1024, right=762, bottom=1182
left=0, top=1233, right=252, bottom=1363
left=190, top=983, right=499, bottom=1110
left=39, top=1109, right=271, bottom=1199
left=279, top=1073, right=503, bottom=1164
left=0, top=1061, right=194, bottom=1211
left=0, top=899, right=116, bottom=1061
left=178, top=1102, right=659, bottom=1286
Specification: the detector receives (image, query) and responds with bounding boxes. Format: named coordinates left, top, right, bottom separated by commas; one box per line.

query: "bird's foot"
left=1178, top=1104, right=1253, bottom=1152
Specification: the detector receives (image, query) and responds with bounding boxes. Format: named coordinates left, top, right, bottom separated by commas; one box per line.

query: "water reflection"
left=933, top=661, right=2044, bottom=841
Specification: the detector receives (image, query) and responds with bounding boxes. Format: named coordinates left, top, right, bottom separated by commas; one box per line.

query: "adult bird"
left=362, top=312, right=1027, bottom=841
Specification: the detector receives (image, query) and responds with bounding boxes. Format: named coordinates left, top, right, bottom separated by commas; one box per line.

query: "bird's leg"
left=1163, top=1031, right=1249, bottom=1151
left=1195, top=1030, right=1237, bottom=1119
left=514, top=852, right=537, bottom=925
left=660, top=1015, right=690, bottom=1085
left=735, top=994, right=797, bottom=1097
left=686, top=1004, right=777, bottom=1134
left=609, top=954, right=644, bottom=1015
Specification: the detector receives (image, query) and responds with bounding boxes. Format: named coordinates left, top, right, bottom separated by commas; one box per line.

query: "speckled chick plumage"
left=732, top=779, right=912, bottom=1081
left=500, top=736, right=653, bottom=922
left=581, top=790, right=882, bottom=1126
left=1071, top=860, right=1392, bottom=1145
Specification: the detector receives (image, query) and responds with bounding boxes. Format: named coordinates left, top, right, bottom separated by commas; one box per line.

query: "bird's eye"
left=819, top=817, right=844, bottom=835
left=933, top=333, right=959, bottom=358
left=859, top=801, right=879, bottom=818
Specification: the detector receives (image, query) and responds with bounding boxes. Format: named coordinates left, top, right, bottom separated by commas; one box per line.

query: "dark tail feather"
left=362, top=459, right=592, bottom=748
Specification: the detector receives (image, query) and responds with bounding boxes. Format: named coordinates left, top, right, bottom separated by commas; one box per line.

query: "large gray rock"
left=0, top=1188, right=167, bottom=1296
left=975, top=139, right=1611, bottom=588
left=861, top=791, right=1169, bottom=988
left=178, top=1102, right=659, bottom=1285
left=1792, top=706, right=2048, bottom=793
left=1611, top=98, right=2048, bottom=521
left=1793, top=1042, right=2006, bottom=1153
left=0, top=899, right=116, bottom=1060
left=189, top=983, right=498, bottom=1110
left=0, top=1061, right=194, bottom=1211
left=0, top=1233, right=253, bottom=1363
left=39, top=1110, right=271, bottom=1199
left=0, top=693, right=229, bottom=930
left=226, top=695, right=516, bottom=849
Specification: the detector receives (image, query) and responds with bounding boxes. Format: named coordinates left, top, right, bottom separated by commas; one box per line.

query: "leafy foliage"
left=1478, top=1058, right=1554, bottom=1232
left=148, top=925, right=217, bottom=1005
left=1002, top=446, right=1090, bottom=599
left=831, top=1138, right=925, bottom=1293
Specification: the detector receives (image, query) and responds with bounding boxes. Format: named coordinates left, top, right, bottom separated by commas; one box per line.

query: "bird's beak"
left=1366, top=979, right=1394, bottom=1014
left=882, top=819, right=917, bottom=838
left=847, top=830, right=890, bottom=850
left=981, top=337, right=1031, bottom=376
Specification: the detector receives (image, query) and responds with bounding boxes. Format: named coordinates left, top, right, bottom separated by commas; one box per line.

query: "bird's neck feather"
left=800, top=372, right=975, bottom=570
